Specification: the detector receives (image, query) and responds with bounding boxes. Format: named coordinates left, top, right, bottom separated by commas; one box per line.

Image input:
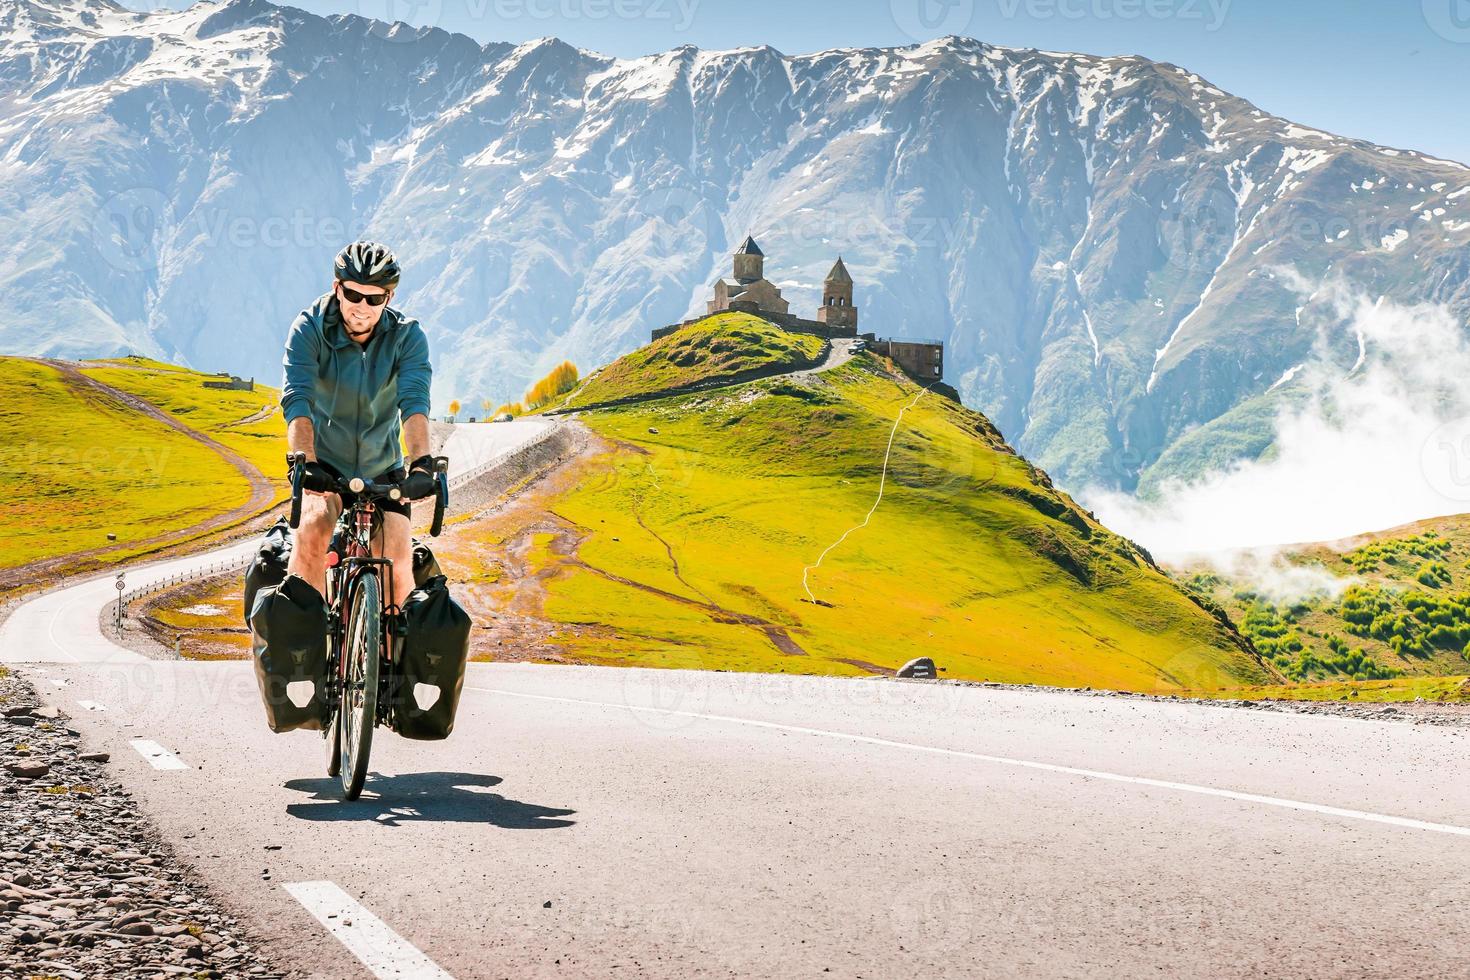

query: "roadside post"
left=114, top=573, right=125, bottom=632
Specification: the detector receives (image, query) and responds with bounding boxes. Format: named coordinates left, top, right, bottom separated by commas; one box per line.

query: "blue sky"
left=144, top=0, right=1470, bottom=163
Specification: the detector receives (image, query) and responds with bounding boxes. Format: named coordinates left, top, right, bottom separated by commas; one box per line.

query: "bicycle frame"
left=322, top=501, right=401, bottom=731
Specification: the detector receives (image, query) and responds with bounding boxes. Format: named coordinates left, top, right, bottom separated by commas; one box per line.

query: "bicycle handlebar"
left=429, top=457, right=449, bottom=538
left=286, top=452, right=450, bottom=536
left=288, top=451, right=305, bottom=529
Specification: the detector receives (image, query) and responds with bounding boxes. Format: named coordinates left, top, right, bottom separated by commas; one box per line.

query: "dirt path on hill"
left=418, top=427, right=812, bottom=662
left=0, top=359, right=279, bottom=593
left=220, top=404, right=276, bottom=428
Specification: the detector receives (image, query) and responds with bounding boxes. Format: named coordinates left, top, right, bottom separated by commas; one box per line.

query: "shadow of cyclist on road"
left=283, top=771, right=576, bottom=829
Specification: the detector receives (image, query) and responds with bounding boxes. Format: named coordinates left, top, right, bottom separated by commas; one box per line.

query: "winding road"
left=4, top=413, right=1470, bottom=978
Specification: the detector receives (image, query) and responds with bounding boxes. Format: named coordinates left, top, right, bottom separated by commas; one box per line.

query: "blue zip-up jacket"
left=280, top=292, right=432, bottom=478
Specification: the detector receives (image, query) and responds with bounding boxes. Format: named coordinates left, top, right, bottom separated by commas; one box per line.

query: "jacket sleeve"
left=396, top=322, right=432, bottom=419
left=280, top=312, right=319, bottom=424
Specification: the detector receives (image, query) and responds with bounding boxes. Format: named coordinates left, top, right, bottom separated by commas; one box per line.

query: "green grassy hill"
left=80, top=358, right=286, bottom=480
left=437, top=318, right=1276, bottom=691
left=1176, top=515, right=1470, bottom=687
left=561, top=312, right=827, bottom=408
left=0, top=356, right=284, bottom=577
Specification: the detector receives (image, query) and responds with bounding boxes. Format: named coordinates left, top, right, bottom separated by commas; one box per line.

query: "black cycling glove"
left=298, top=460, right=335, bottom=493
left=401, top=455, right=440, bottom=501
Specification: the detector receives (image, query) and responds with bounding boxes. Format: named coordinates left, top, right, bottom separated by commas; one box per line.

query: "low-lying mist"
left=1084, top=276, right=1470, bottom=595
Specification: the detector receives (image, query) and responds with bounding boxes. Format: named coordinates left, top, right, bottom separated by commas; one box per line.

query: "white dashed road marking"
left=284, top=880, right=454, bottom=979
left=129, top=739, right=187, bottom=771
left=472, top=687, right=1470, bottom=840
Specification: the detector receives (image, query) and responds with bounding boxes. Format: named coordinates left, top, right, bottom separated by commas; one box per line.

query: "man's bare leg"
left=372, top=510, right=416, bottom=610
left=285, top=492, right=341, bottom=600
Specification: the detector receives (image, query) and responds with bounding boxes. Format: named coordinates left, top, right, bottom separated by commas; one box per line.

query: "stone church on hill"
left=707, top=236, right=791, bottom=316
left=653, top=234, right=943, bottom=382
left=700, top=235, right=860, bottom=332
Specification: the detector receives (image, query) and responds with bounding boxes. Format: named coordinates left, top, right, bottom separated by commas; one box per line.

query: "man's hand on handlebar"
left=299, top=460, right=336, bottom=495
left=400, top=454, right=440, bottom=501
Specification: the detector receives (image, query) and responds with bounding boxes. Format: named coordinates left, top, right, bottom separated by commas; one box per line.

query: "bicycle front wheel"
left=338, top=572, right=381, bottom=801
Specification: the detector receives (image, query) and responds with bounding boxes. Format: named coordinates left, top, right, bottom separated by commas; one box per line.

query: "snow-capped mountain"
left=3, top=0, right=1468, bottom=492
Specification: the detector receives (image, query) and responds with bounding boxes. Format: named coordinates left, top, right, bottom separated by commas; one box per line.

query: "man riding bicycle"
left=280, top=240, right=439, bottom=613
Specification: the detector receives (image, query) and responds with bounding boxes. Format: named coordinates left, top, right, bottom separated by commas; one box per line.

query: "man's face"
left=335, top=279, right=391, bottom=343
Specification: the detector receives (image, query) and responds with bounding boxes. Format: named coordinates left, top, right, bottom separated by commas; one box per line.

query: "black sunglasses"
left=338, top=283, right=390, bottom=307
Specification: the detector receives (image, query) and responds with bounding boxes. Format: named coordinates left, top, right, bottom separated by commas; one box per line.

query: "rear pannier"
left=248, top=574, right=328, bottom=733
left=390, top=575, right=472, bottom=740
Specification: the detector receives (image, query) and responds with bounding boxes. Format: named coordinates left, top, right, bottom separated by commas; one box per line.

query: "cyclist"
left=279, top=240, right=440, bottom=613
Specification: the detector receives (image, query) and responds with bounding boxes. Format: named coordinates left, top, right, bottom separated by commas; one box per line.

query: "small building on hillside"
left=869, top=338, right=943, bottom=382
left=202, top=373, right=254, bottom=391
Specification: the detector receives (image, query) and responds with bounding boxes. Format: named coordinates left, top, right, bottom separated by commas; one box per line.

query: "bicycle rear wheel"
left=338, top=572, right=380, bottom=800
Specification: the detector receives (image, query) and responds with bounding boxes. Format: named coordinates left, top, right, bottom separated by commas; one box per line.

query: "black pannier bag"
left=243, top=517, right=293, bottom=626
left=391, top=575, right=472, bottom=740
left=248, top=574, right=329, bottom=733
left=411, top=539, right=442, bottom=589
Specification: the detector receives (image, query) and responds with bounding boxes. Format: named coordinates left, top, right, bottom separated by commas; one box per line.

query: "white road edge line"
left=284, top=880, right=454, bottom=980
left=470, top=687, right=1470, bottom=839
left=129, top=739, right=187, bottom=771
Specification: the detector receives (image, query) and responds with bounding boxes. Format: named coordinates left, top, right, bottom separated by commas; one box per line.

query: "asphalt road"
left=19, top=660, right=1470, bottom=979
left=6, top=416, right=1470, bottom=978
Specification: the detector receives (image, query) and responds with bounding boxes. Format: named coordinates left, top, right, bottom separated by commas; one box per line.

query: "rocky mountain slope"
left=3, top=0, right=1468, bottom=493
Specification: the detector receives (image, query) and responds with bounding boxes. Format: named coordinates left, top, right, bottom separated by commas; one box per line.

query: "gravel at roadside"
left=0, top=668, right=291, bottom=979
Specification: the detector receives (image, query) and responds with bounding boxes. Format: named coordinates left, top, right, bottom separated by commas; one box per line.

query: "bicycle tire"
left=324, top=710, right=341, bottom=779
left=338, top=572, right=380, bottom=800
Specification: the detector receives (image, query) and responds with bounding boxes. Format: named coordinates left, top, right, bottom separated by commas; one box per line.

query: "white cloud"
left=1085, top=277, right=1470, bottom=567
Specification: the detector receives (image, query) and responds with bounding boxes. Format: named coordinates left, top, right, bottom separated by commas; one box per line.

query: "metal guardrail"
left=119, top=554, right=252, bottom=614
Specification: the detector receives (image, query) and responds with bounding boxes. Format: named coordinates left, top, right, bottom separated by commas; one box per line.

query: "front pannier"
left=390, top=575, right=472, bottom=740
left=243, top=517, right=293, bottom=626
left=248, top=574, right=329, bottom=733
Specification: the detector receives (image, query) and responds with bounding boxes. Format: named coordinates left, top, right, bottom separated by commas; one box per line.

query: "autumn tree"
left=523, top=361, right=580, bottom=411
